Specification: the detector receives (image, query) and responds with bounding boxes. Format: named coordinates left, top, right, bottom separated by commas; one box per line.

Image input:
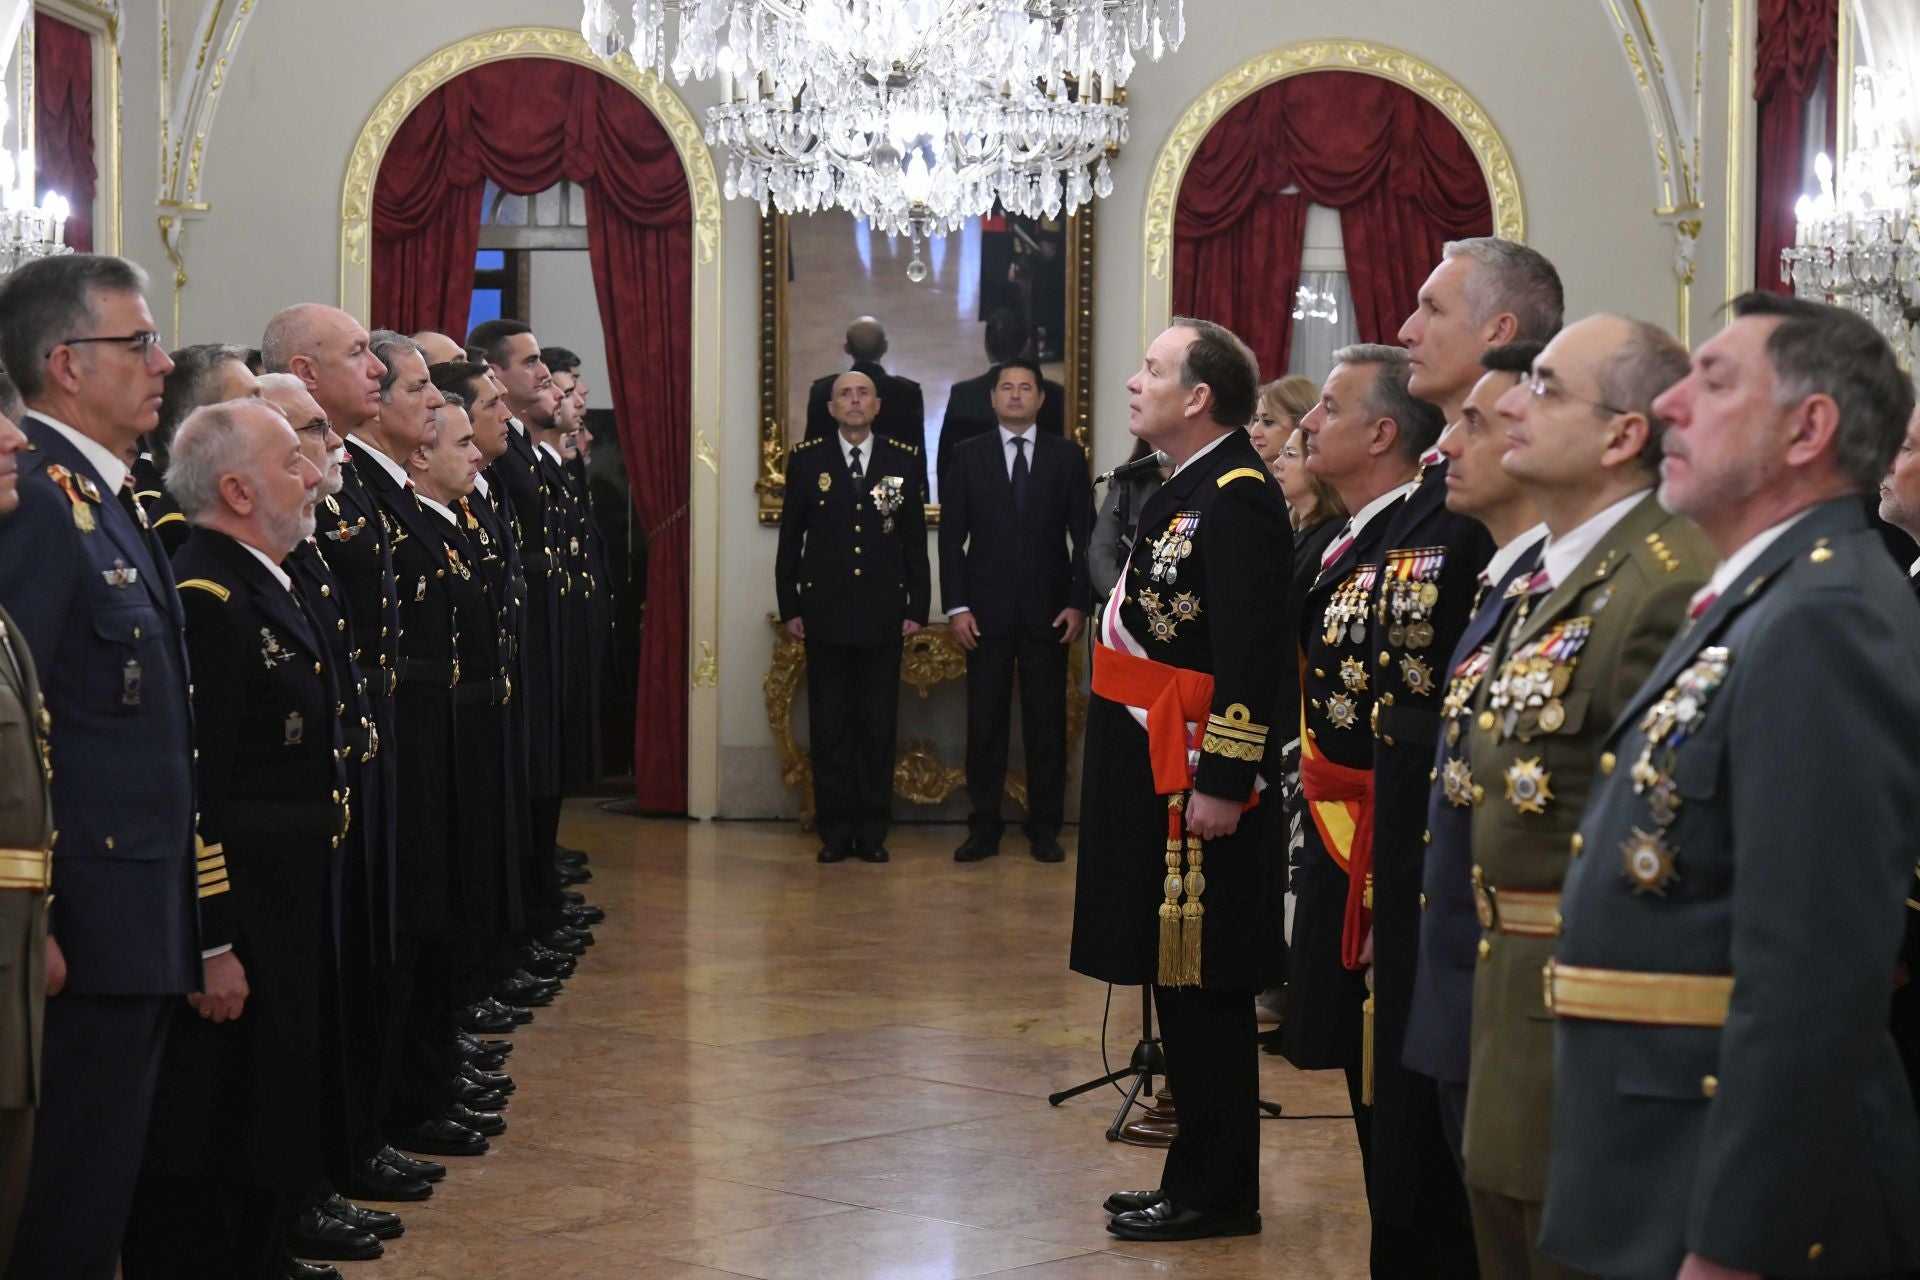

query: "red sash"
left=1091, top=644, right=1216, bottom=796
left=1299, top=709, right=1374, bottom=971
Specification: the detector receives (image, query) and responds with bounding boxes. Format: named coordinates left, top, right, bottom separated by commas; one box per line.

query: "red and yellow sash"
left=1299, top=696, right=1374, bottom=971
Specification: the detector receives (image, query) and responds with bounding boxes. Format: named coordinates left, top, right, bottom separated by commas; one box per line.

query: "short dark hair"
left=431, top=360, right=493, bottom=408
left=1169, top=316, right=1259, bottom=427
left=984, top=309, right=1030, bottom=364
left=369, top=330, right=423, bottom=401
left=541, top=346, right=581, bottom=376
left=987, top=357, right=1045, bottom=389
left=467, top=318, right=532, bottom=367
left=0, top=254, right=150, bottom=399
left=1332, top=342, right=1446, bottom=463
left=159, top=343, right=251, bottom=443
left=1729, top=291, right=1917, bottom=490
left=1595, top=319, right=1691, bottom=474
left=1480, top=340, right=1545, bottom=376
left=243, top=348, right=265, bottom=375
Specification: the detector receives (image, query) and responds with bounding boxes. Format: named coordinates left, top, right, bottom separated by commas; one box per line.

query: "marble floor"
left=351, top=806, right=1368, bottom=1279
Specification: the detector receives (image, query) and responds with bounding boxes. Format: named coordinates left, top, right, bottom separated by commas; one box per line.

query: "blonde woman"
left=1248, top=375, right=1317, bottom=470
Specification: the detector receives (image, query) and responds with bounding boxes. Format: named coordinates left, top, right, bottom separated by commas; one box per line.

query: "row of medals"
left=1319, top=560, right=1442, bottom=730
left=1620, top=646, right=1729, bottom=895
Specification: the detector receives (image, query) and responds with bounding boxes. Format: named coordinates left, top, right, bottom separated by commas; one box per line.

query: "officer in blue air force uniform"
left=1538, top=295, right=1920, bottom=1280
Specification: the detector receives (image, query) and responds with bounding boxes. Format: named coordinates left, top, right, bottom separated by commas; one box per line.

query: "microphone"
left=1096, top=450, right=1170, bottom=485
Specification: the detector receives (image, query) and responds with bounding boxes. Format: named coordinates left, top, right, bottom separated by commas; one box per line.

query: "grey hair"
left=255, top=371, right=307, bottom=400
left=369, top=330, right=423, bottom=401
left=0, top=254, right=151, bottom=399
left=166, top=400, right=262, bottom=522
left=1593, top=319, right=1691, bottom=475
left=1332, top=342, right=1446, bottom=463
left=1442, top=237, right=1565, bottom=344
left=1730, top=291, right=1918, bottom=490
left=439, top=390, right=467, bottom=412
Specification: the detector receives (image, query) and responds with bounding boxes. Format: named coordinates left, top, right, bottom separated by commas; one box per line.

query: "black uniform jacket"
left=1069, top=431, right=1290, bottom=990
left=1282, top=483, right=1408, bottom=1070
left=938, top=427, right=1093, bottom=636
left=0, top=416, right=199, bottom=995
left=164, top=527, right=346, bottom=1188
left=776, top=433, right=930, bottom=648
left=131, top=453, right=189, bottom=556
left=488, top=424, right=563, bottom=796
left=1539, top=498, right=1920, bottom=1279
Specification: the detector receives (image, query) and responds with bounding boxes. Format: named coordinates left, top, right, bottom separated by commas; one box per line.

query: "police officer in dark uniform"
left=0, top=255, right=202, bottom=1280
left=776, top=370, right=930, bottom=863
left=121, top=400, right=357, bottom=1278
left=1070, top=320, right=1289, bottom=1242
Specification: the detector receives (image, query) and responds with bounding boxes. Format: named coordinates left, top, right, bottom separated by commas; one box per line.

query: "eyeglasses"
left=1528, top=374, right=1626, bottom=417
left=52, top=331, right=163, bottom=358
left=295, top=418, right=334, bottom=437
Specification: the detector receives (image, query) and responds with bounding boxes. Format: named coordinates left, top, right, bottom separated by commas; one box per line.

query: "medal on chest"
left=1147, top=512, right=1200, bottom=584
left=1619, top=646, right=1730, bottom=895
left=1487, top=617, right=1592, bottom=742
left=1322, top=563, right=1380, bottom=647
left=1442, top=644, right=1494, bottom=748
left=1380, top=546, right=1445, bottom=649
left=1132, top=587, right=1203, bottom=643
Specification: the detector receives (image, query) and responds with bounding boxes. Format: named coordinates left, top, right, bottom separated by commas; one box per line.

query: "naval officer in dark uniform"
left=0, top=254, right=203, bottom=1280
left=1539, top=294, right=1920, bottom=1280
left=776, top=370, right=930, bottom=863
left=1070, top=319, right=1289, bottom=1242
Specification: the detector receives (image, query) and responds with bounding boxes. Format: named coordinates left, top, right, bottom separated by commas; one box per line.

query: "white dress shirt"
left=1538, top=489, right=1651, bottom=589
left=1481, top=523, right=1549, bottom=588
left=1167, top=429, right=1234, bottom=480
left=345, top=434, right=412, bottom=490
left=837, top=429, right=875, bottom=474
left=1321, top=477, right=1420, bottom=568
left=997, top=424, right=1039, bottom=479
left=1691, top=509, right=1815, bottom=613
left=34, top=412, right=130, bottom=494
left=416, top=494, right=459, bottom=527
left=237, top=540, right=293, bottom=592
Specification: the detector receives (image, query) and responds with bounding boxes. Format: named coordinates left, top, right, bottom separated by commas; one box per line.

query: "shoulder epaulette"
left=1643, top=530, right=1684, bottom=574
left=792, top=437, right=826, bottom=452
left=153, top=512, right=186, bottom=528
left=176, top=578, right=231, bottom=602
left=1216, top=467, right=1268, bottom=488
left=879, top=436, right=919, bottom=455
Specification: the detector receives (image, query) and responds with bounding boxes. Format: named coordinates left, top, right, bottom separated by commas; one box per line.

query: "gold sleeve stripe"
left=176, top=578, right=230, bottom=601
left=134, top=490, right=162, bottom=502
left=197, top=867, right=228, bottom=887
left=197, top=875, right=231, bottom=899
left=1201, top=734, right=1264, bottom=761
left=1207, top=712, right=1269, bottom=735
left=1216, top=467, right=1269, bottom=487
left=153, top=513, right=187, bottom=527
left=1205, top=723, right=1268, bottom=745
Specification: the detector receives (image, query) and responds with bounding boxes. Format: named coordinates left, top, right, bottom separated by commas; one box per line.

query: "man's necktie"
left=1010, top=435, right=1029, bottom=510
left=1688, top=589, right=1718, bottom=620
left=849, top=446, right=863, bottom=480
left=1320, top=522, right=1355, bottom=569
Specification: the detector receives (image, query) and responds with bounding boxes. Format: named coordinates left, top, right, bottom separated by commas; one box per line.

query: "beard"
left=266, top=499, right=318, bottom=554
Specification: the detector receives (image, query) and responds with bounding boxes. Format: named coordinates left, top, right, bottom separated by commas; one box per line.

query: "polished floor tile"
left=348, top=807, right=1368, bottom=1278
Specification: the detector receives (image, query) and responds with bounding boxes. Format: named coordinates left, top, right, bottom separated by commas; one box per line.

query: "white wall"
left=109, top=0, right=1739, bottom=818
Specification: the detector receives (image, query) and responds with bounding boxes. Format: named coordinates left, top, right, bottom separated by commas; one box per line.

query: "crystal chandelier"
left=584, top=0, right=1179, bottom=268
left=1781, top=34, right=1918, bottom=367
left=0, top=64, right=71, bottom=277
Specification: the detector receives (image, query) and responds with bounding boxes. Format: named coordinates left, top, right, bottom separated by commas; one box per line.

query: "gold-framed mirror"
left=755, top=205, right=1094, bottom=525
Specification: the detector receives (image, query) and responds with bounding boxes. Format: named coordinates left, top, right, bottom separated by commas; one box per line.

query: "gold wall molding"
left=765, top=616, right=1087, bottom=827
left=1724, top=0, right=1752, bottom=303
left=1140, top=39, right=1523, bottom=352
left=338, top=25, right=726, bottom=814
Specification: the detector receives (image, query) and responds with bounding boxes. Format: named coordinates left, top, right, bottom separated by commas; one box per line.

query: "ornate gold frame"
left=32, top=0, right=122, bottom=255
left=763, top=617, right=1087, bottom=826
left=1139, top=39, right=1524, bottom=352
left=755, top=206, right=1096, bottom=525
left=337, top=26, right=726, bottom=814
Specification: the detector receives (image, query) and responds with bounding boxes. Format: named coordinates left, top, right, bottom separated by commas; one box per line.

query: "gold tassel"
left=1360, top=970, right=1376, bottom=1106
left=1178, top=832, right=1205, bottom=987
left=1157, top=796, right=1186, bottom=987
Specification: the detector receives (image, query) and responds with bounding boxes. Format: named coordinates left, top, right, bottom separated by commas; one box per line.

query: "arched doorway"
left=337, top=28, right=724, bottom=815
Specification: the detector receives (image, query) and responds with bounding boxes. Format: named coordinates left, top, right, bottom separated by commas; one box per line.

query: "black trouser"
left=384, top=935, right=455, bottom=1131
left=8, top=994, right=171, bottom=1280
left=522, top=794, right=566, bottom=933
left=1437, top=1077, right=1468, bottom=1177
left=1154, top=984, right=1259, bottom=1216
left=964, top=627, right=1067, bottom=842
left=806, top=638, right=903, bottom=852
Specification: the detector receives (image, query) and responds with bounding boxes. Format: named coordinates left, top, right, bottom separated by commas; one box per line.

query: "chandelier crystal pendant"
left=1782, top=47, right=1919, bottom=368
left=0, top=84, right=72, bottom=277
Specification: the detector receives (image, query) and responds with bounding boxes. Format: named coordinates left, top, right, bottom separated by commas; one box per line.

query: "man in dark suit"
left=804, top=317, right=927, bottom=465
left=939, top=356, right=1093, bottom=864
left=0, top=254, right=203, bottom=1280
left=0, top=388, right=51, bottom=1268
left=1402, top=340, right=1546, bottom=1173
left=1069, top=319, right=1289, bottom=1241
left=120, top=399, right=356, bottom=1277
left=1540, top=294, right=1920, bottom=1279
left=937, top=308, right=1065, bottom=492
left=777, top=371, right=930, bottom=864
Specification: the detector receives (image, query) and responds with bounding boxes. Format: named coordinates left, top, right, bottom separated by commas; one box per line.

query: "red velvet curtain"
left=372, top=60, right=693, bottom=812
left=1754, top=0, right=1837, bottom=292
left=1173, top=71, right=1492, bottom=377
left=33, top=12, right=94, bottom=254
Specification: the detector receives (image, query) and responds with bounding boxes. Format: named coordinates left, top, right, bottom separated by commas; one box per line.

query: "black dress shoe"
left=450, top=1075, right=508, bottom=1110
left=286, top=1203, right=383, bottom=1261
left=457, top=1030, right=514, bottom=1058
left=378, top=1145, right=445, bottom=1183
left=462, top=1046, right=510, bottom=1073
left=539, top=929, right=587, bottom=956
left=323, top=1192, right=404, bottom=1241
left=551, top=924, right=595, bottom=947
left=858, top=845, right=891, bottom=863
left=484, top=994, right=536, bottom=1025
left=556, top=862, right=592, bottom=885
left=458, top=1002, right=516, bottom=1035
left=462, top=1061, right=515, bottom=1093
left=556, top=846, right=589, bottom=866
left=1029, top=839, right=1066, bottom=863
left=520, top=946, right=575, bottom=981
left=395, top=1116, right=489, bottom=1157
left=446, top=1101, right=506, bottom=1137
left=1102, top=1188, right=1167, bottom=1215
left=563, top=903, right=605, bottom=925
left=279, top=1255, right=341, bottom=1280
left=560, top=887, right=586, bottom=905
left=817, top=845, right=850, bottom=863
left=953, top=836, right=1001, bottom=862
left=493, top=977, right=554, bottom=1009
left=347, top=1156, right=432, bottom=1202
left=1105, top=1199, right=1260, bottom=1241
left=511, top=968, right=564, bottom=995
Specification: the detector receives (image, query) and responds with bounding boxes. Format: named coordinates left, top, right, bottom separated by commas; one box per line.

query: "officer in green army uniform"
left=0, top=394, right=52, bottom=1264
left=1539, top=295, right=1920, bottom=1280
left=1457, top=315, right=1709, bottom=1279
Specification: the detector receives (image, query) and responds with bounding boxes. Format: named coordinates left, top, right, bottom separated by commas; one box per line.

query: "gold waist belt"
left=0, top=847, right=51, bottom=892
left=1477, top=884, right=1562, bottom=938
left=1543, top=959, right=1732, bottom=1027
